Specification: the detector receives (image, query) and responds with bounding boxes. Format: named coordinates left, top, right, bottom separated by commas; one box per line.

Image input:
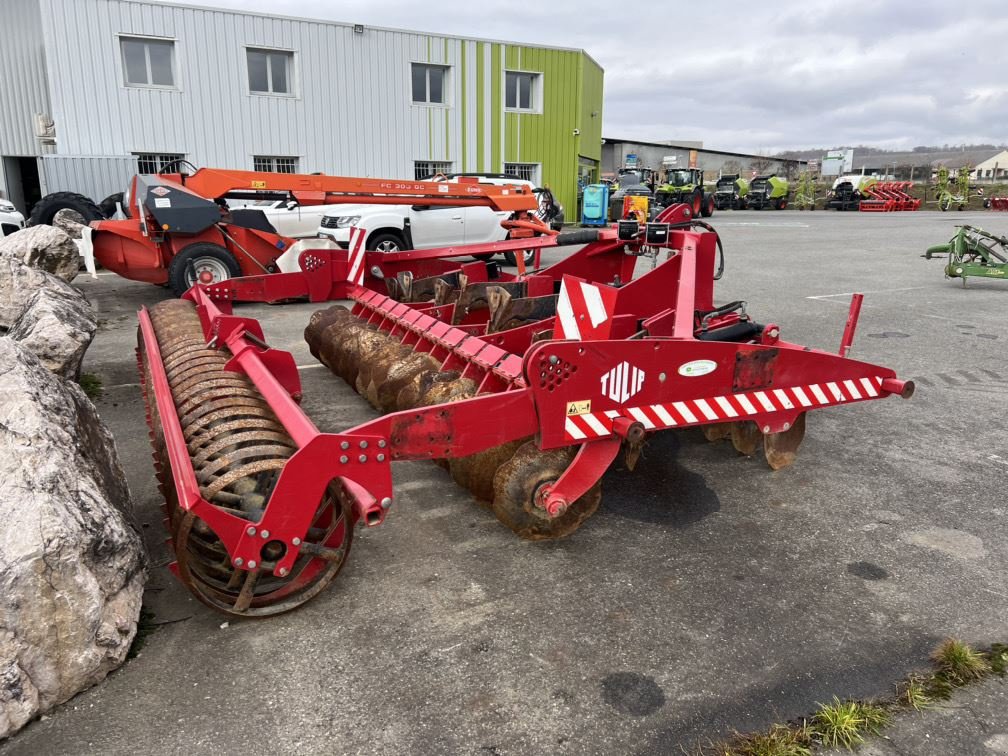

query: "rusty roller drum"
left=304, top=308, right=592, bottom=539
left=140, top=300, right=352, bottom=617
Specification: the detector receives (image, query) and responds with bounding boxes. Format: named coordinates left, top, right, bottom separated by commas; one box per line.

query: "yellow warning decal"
left=251, top=180, right=267, bottom=189
left=566, top=400, right=591, bottom=416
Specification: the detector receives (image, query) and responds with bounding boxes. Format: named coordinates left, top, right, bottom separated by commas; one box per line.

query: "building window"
left=121, top=37, right=175, bottom=88
left=253, top=156, right=299, bottom=173
left=411, top=63, right=448, bottom=104
left=504, top=163, right=540, bottom=183
left=134, top=153, right=185, bottom=174
left=414, top=161, right=453, bottom=180
left=247, top=48, right=294, bottom=95
left=505, top=71, right=539, bottom=111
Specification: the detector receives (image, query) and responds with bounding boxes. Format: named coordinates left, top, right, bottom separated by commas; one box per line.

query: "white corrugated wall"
left=0, top=0, right=51, bottom=157
left=37, top=0, right=479, bottom=178
left=38, top=155, right=137, bottom=200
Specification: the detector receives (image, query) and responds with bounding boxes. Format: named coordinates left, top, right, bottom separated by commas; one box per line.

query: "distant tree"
left=750, top=155, right=773, bottom=175
left=721, top=159, right=742, bottom=175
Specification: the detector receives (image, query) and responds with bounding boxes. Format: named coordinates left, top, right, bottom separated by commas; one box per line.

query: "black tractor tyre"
left=503, top=250, right=535, bottom=267
left=472, top=253, right=494, bottom=262
left=690, top=190, right=703, bottom=216
left=700, top=194, right=715, bottom=218
left=29, top=192, right=104, bottom=227
left=365, top=231, right=408, bottom=254
left=98, top=192, right=125, bottom=219
left=167, top=242, right=241, bottom=297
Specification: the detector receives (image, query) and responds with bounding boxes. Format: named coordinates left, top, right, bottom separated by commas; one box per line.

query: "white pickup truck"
left=315, top=174, right=563, bottom=266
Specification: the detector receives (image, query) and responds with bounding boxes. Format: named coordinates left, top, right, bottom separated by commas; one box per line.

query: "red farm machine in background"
left=859, top=181, right=921, bottom=212
left=135, top=202, right=914, bottom=617
left=81, top=162, right=548, bottom=295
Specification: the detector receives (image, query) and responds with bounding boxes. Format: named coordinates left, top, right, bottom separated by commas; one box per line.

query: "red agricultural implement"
left=82, top=163, right=545, bottom=295
left=137, top=204, right=914, bottom=616
left=860, top=181, right=921, bottom=212
left=984, top=197, right=1008, bottom=211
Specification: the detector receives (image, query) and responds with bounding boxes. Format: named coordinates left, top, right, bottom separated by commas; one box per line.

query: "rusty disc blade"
left=730, top=420, right=763, bottom=456
left=763, top=412, right=806, bottom=471
left=702, top=422, right=732, bottom=442
left=491, top=442, right=602, bottom=540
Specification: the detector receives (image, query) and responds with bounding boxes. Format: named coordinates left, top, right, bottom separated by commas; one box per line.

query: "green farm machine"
left=923, top=225, right=1008, bottom=285
left=655, top=168, right=714, bottom=217
left=747, top=174, right=790, bottom=210
left=713, top=174, right=749, bottom=210
left=933, top=166, right=974, bottom=211
left=793, top=171, right=817, bottom=210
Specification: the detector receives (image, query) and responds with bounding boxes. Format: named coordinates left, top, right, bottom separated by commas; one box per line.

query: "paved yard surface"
left=3, top=210, right=1006, bottom=754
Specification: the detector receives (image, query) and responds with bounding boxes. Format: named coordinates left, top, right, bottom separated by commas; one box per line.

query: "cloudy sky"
left=169, top=0, right=1008, bottom=154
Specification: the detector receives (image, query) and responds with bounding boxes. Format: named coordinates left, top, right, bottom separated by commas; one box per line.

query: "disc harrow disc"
left=730, top=420, right=763, bottom=456
left=491, top=442, right=602, bottom=540
left=763, top=412, right=806, bottom=471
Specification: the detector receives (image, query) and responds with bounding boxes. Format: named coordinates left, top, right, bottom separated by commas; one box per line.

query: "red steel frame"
left=139, top=214, right=914, bottom=581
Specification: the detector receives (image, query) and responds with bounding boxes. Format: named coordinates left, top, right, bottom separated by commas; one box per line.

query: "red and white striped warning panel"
left=563, top=376, right=886, bottom=440
left=346, top=226, right=366, bottom=286
left=554, top=275, right=618, bottom=341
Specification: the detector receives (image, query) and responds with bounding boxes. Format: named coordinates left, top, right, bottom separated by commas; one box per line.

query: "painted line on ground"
left=806, top=286, right=928, bottom=300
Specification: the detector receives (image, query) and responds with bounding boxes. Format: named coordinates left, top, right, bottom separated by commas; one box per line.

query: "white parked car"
left=315, top=174, right=563, bottom=266
left=0, top=200, right=26, bottom=238
left=227, top=198, right=334, bottom=239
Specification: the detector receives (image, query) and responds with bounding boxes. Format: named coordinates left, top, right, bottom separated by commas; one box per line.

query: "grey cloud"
left=165, top=0, right=1008, bottom=153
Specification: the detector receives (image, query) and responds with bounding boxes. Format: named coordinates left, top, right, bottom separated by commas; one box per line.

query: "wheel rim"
left=692, top=195, right=701, bottom=214
left=185, top=256, right=231, bottom=286
left=374, top=240, right=401, bottom=253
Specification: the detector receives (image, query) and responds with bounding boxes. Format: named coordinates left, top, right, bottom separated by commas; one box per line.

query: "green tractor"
left=654, top=168, right=714, bottom=217
left=713, top=174, right=749, bottom=210
left=747, top=174, right=790, bottom=210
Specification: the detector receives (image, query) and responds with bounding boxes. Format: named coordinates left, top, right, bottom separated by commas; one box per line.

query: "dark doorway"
left=18, top=157, right=41, bottom=215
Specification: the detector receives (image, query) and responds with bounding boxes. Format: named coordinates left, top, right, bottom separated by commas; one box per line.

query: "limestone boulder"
left=0, top=225, right=78, bottom=283
left=0, top=338, right=145, bottom=739
left=0, top=257, right=80, bottom=331
left=7, top=286, right=97, bottom=379
left=51, top=209, right=86, bottom=240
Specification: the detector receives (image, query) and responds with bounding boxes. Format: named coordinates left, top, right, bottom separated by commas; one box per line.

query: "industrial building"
left=778, top=147, right=1008, bottom=182
left=602, top=138, right=806, bottom=181
left=0, top=0, right=604, bottom=218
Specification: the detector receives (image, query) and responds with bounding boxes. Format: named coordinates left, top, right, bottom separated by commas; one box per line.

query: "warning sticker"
left=566, top=400, right=591, bottom=416
left=251, top=180, right=266, bottom=189
left=153, top=197, right=171, bottom=208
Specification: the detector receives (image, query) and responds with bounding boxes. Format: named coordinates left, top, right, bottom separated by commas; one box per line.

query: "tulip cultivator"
left=137, top=205, right=913, bottom=616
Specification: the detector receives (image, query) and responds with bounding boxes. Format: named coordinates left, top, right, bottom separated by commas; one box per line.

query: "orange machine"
left=86, top=165, right=545, bottom=295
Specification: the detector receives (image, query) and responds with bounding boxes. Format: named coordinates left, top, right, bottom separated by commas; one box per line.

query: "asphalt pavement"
left=3, top=209, right=1006, bottom=754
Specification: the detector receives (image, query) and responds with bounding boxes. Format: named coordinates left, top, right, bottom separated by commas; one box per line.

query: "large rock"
left=0, top=225, right=78, bottom=283
left=7, top=287, right=97, bottom=379
left=51, top=209, right=85, bottom=240
left=0, top=338, right=145, bottom=739
left=0, top=257, right=80, bottom=331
